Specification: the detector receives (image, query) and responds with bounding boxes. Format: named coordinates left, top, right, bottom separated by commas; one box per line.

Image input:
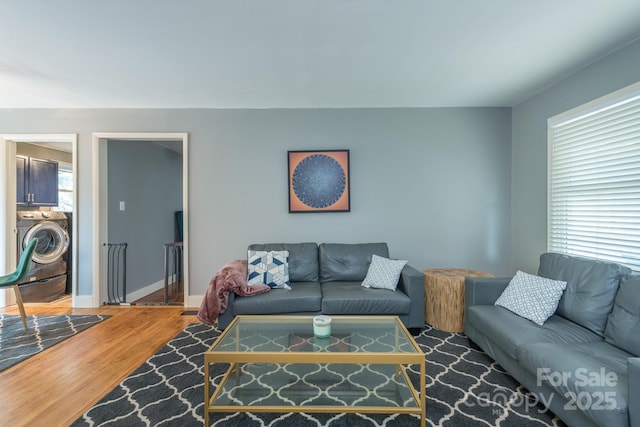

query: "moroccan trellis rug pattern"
left=72, top=323, right=565, bottom=427
left=0, top=313, right=110, bottom=371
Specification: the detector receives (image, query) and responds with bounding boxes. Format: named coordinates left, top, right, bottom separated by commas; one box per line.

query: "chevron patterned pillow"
left=495, top=270, right=567, bottom=325
left=361, top=254, right=407, bottom=291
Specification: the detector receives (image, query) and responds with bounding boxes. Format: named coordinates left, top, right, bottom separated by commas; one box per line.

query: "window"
left=548, top=82, right=640, bottom=271
left=54, top=162, right=73, bottom=212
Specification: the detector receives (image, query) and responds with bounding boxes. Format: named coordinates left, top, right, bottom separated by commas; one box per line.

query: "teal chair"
left=0, top=238, right=38, bottom=331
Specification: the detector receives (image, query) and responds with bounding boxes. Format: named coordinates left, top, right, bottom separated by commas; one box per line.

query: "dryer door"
left=23, top=221, right=70, bottom=264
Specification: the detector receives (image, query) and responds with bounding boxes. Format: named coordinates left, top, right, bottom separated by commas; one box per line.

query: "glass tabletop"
left=210, top=315, right=420, bottom=354
left=213, top=362, right=419, bottom=408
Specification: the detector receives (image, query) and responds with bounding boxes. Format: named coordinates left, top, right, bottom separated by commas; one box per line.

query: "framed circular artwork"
left=288, top=150, right=350, bottom=212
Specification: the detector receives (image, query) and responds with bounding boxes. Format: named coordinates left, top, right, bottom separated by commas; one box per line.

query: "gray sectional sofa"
left=465, top=252, right=640, bottom=427
left=217, top=242, right=425, bottom=331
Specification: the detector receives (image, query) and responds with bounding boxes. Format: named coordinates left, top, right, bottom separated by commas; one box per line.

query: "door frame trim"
left=92, top=132, right=189, bottom=307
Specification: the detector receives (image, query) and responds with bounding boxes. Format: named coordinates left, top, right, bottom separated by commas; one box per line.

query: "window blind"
left=548, top=86, right=640, bottom=271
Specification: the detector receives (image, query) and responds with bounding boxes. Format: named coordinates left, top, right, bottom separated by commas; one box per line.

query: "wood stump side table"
left=423, top=268, right=493, bottom=333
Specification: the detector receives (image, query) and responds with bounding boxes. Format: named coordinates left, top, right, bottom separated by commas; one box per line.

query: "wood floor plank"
left=0, top=297, right=199, bottom=427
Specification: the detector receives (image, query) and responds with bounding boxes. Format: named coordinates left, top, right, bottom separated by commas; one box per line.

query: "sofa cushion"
left=605, top=274, right=640, bottom=356
left=232, top=282, right=322, bottom=315
left=517, top=341, right=630, bottom=427
left=321, top=281, right=411, bottom=315
left=495, top=271, right=567, bottom=325
left=466, top=305, right=602, bottom=360
left=319, top=243, right=389, bottom=282
left=361, top=254, right=407, bottom=291
left=247, top=250, right=290, bottom=289
left=249, top=243, right=318, bottom=282
left=538, top=252, right=631, bottom=336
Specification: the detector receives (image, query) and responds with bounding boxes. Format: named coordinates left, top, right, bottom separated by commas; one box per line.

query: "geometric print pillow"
left=495, top=270, right=567, bottom=325
left=247, top=250, right=291, bottom=289
left=361, top=254, right=407, bottom=291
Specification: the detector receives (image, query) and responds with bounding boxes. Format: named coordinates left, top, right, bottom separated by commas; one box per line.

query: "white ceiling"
left=2, top=0, right=640, bottom=109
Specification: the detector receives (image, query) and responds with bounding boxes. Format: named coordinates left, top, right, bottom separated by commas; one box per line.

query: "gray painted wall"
left=511, top=39, right=640, bottom=274
left=190, top=108, right=512, bottom=282
left=107, top=140, right=182, bottom=294
left=0, top=107, right=511, bottom=299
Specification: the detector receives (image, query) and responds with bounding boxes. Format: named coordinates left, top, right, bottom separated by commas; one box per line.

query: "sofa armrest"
left=465, top=276, right=511, bottom=307
left=216, top=292, right=236, bottom=330
left=630, top=357, right=640, bottom=427
left=397, top=264, right=425, bottom=329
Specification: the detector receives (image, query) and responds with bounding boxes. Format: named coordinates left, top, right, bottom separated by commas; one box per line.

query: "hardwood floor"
left=0, top=297, right=199, bottom=427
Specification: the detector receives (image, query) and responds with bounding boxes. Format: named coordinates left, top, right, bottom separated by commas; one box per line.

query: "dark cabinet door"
left=16, top=156, right=59, bottom=206
left=29, top=158, right=58, bottom=206
left=16, top=155, right=28, bottom=206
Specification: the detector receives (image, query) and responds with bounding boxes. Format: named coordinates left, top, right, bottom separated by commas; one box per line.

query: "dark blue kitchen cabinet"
left=16, top=155, right=59, bottom=206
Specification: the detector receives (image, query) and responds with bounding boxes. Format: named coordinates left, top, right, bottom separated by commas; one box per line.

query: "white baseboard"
left=11, top=279, right=201, bottom=309
left=126, top=279, right=165, bottom=303
left=186, top=294, right=203, bottom=308
left=73, top=294, right=99, bottom=308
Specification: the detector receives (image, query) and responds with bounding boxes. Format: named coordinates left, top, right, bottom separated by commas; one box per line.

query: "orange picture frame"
left=288, top=150, right=350, bottom=213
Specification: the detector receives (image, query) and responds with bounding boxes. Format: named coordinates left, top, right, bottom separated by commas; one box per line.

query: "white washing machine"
left=17, top=211, right=70, bottom=301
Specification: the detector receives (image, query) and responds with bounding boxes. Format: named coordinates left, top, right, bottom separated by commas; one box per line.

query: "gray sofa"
left=465, top=252, right=640, bottom=427
left=217, top=242, right=425, bottom=331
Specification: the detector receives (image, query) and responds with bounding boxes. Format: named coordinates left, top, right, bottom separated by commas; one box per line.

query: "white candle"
left=313, top=315, right=332, bottom=338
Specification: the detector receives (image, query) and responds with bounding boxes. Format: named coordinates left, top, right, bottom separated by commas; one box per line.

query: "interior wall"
left=511, top=38, right=640, bottom=273
left=0, top=107, right=511, bottom=300
left=16, top=143, right=72, bottom=164
left=107, top=140, right=182, bottom=296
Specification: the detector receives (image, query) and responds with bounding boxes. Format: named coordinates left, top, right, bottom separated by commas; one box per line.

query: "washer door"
left=23, top=221, right=70, bottom=264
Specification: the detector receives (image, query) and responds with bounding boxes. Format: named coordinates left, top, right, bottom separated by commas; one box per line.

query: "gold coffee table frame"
left=204, top=315, right=426, bottom=427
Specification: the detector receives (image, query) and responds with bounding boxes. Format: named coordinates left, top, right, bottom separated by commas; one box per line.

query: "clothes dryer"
left=16, top=211, right=69, bottom=301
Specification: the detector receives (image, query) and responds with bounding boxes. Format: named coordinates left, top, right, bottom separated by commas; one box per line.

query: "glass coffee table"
left=204, top=315, right=425, bottom=427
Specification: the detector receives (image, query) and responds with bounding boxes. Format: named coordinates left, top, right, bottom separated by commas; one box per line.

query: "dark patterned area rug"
left=0, top=314, right=110, bottom=371
left=72, top=323, right=565, bottom=427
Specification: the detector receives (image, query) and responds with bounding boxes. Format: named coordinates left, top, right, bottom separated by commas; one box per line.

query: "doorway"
left=92, top=133, right=189, bottom=307
left=0, top=133, right=78, bottom=307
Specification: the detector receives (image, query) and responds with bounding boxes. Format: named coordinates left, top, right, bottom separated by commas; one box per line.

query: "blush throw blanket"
left=197, top=259, right=270, bottom=325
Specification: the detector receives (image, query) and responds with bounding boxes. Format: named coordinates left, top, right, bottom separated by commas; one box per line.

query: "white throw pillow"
left=361, top=254, right=407, bottom=291
left=495, top=270, right=567, bottom=325
left=247, top=250, right=291, bottom=289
